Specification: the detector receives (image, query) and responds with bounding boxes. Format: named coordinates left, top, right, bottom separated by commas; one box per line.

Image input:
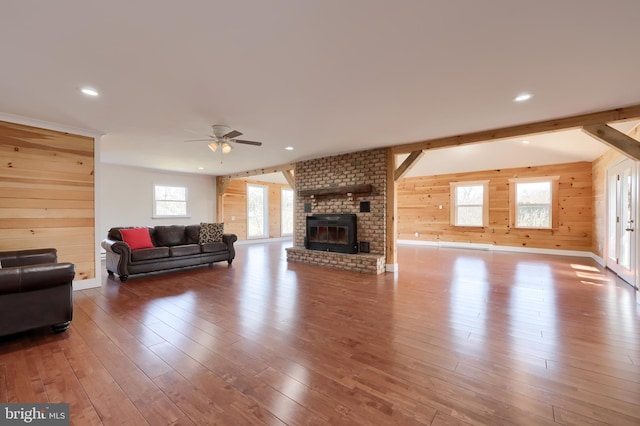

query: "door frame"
left=605, top=157, right=639, bottom=292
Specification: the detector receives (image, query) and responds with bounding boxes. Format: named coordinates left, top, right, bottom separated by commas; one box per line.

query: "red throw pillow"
left=120, top=228, right=154, bottom=250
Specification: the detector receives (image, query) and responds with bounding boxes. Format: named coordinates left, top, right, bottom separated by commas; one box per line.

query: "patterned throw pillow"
left=198, top=222, right=224, bottom=244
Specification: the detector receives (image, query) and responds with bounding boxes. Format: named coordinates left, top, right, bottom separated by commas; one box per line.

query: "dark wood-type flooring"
left=1, top=242, right=639, bottom=425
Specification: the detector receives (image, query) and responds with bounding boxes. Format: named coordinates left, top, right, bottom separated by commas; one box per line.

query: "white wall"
left=100, top=163, right=217, bottom=239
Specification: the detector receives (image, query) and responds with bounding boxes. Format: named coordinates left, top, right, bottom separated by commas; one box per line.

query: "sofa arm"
left=101, top=239, right=132, bottom=276
left=222, top=233, right=237, bottom=261
left=0, top=248, right=58, bottom=268
left=101, top=239, right=131, bottom=256
left=0, top=262, right=75, bottom=295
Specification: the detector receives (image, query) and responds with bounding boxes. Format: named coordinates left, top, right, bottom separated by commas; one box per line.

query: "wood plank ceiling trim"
left=281, top=170, right=295, bottom=189
left=394, top=150, right=424, bottom=181
left=582, top=123, right=640, bottom=161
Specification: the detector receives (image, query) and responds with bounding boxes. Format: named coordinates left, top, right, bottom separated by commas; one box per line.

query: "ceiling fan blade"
left=223, top=130, right=243, bottom=139
left=233, top=139, right=263, bottom=146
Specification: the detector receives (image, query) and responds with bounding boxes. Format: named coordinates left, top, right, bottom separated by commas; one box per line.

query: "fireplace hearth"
left=305, top=214, right=358, bottom=254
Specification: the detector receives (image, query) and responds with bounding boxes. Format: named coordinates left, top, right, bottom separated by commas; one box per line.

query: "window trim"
left=508, top=176, right=560, bottom=229
left=246, top=183, right=269, bottom=239
left=152, top=184, right=189, bottom=218
left=449, top=180, right=489, bottom=227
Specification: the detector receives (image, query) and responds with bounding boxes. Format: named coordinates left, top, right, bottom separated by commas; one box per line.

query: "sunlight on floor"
left=571, top=263, right=611, bottom=287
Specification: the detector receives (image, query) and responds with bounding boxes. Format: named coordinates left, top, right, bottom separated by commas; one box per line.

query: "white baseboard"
left=235, top=237, right=293, bottom=246
left=397, top=239, right=596, bottom=259
left=73, top=278, right=101, bottom=291
left=590, top=253, right=605, bottom=266
left=386, top=263, right=398, bottom=272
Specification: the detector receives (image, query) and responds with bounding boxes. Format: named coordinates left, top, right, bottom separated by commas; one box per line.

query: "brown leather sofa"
left=101, top=225, right=237, bottom=281
left=0, top=248, right=75, bottom=337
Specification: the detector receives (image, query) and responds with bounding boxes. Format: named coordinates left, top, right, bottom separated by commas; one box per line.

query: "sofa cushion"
left=185, top=225, right=201, bottom=244
left=120, top=228, right=154, bottom=250
left=201, top=242, right=228, bottom=253
left=154, top=225, right=187, bottom=246
left=199, top=223, right=224, bottom=243
left=130, top=247, right=170, bottom=261
left=169, top=244, right=201, bottom=257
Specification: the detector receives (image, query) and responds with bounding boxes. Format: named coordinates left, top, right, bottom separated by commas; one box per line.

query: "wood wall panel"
left=398, top=161, right=594, bottom=252
left=268, top=183, right=282, bottom=238
left=0, top=120, right=95, bottom=280
left=220, top=179, right=291, bottom=241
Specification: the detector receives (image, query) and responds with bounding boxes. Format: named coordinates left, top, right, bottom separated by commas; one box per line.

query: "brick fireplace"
left=286, top=149, right=388, bottom=274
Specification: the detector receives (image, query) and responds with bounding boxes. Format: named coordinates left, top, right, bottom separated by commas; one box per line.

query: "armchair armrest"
left=0, top=262, right=75, bottom=295
left=0, top=248, right=57, bottom=268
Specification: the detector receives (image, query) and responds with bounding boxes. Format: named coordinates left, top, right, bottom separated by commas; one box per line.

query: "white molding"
left=590, top=253, right=605, bottom=266
left=235, top=237, right=293, bottom=245
left=397, top=239, right=440, bottom=247
left=439, top=241, right=493, bottom=251
left=385, top=263, right=398, bottom=272
left=91, top=134, right=102, bottom=290
left=73, top=278, right=100, bottom=291
left=398, top=239, right=594, bottom=258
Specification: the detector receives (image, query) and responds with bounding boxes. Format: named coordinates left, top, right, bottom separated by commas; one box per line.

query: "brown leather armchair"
left=0, top=248, right=75, bottom=337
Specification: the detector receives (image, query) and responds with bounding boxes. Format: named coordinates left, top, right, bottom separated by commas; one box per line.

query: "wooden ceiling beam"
left=582, top=123, right=640, bottom=161
left=223, top=163, right=295, bottom=179
left=392, top=104, right=640, bottom=154
left=216, top=176, right=231, bottom=195
left=281, top=170, right=295, bottom=189
left=394, top=150, right=424, bottom=181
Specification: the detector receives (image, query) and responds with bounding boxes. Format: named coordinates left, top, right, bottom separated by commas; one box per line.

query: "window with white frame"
left=509, top=177, right=559, bottom=229
left=281, top=188, right=294, bottom=236
left=450, top=181, right=489, bottom=227
left=153, top=185, right=188, bottom=217
left=247, top=183, right=268, bottom=238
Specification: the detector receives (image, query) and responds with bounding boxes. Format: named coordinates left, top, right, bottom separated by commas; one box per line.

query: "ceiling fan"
left=185, top=125, right=263, bottom=154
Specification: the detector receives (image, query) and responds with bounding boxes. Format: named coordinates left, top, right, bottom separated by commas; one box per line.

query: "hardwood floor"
left=1, top=242, right=639, bottom=425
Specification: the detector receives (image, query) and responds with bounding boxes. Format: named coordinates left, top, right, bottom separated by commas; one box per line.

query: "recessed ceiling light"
left=285, top=146, right=294, bottom=151
left=522, top=140, right=530, bottom=144
left=513, top=93, right=532, bottom=102
left=198, top=167, right=204, bottom=170
left=81, top=87, right=99, bottom=97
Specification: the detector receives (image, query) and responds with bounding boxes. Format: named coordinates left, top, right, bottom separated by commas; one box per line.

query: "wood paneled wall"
left=397, top=161, right=593, bottom=252
left=220, top=179, right=291, bottom=240
left=0, top=120, right=95, bottom=280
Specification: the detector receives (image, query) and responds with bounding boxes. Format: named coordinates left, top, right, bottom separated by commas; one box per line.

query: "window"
left=281, top=188, right=294, bottom=236
left=153, top=185, right=188, bottom=217
left=247, top=184, right=268, bottom=238
left=450, top=181, right=489, bottom=227
left=509, top=177, right=559, bottom=229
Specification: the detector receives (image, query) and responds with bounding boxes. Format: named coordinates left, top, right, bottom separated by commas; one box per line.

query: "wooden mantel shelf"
left=298, top=184, right=372, bottom=197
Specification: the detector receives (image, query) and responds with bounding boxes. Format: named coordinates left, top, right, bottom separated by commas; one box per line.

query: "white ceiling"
left=2, top=1, right=640, bottom=178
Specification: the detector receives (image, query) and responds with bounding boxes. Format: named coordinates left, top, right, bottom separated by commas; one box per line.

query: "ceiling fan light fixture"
left=211, top=125, right=232, bottom=139
left=221, top=142, right=232, bottom=154
left=208, top=142, right=219, bottom=152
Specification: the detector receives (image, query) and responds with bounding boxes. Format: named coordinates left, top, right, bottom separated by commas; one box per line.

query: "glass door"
left=606, top=159, right=637, bottom=286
